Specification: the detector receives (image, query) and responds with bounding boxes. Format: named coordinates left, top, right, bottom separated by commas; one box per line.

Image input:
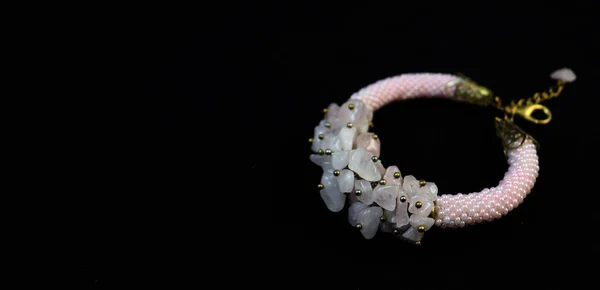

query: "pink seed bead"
left=483, top=213, right=490, bottom=221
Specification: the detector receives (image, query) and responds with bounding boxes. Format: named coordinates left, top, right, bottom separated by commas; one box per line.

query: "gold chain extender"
left=493, top=79, right=566, bottom=124
left=447, top=73, right=571, bottom=152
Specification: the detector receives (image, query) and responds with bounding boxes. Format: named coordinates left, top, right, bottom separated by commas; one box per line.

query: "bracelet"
left=309, top=68, right=576, bottom=244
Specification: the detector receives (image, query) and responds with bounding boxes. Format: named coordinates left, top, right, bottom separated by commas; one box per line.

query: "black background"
left=68, top=1, right=599, bottom=288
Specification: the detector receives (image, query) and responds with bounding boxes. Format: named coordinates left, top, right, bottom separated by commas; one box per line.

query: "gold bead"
left=419, top=180, right=426, bottom=187
left=309, top=138, right=313, bottom=143
left=317, top=149, right=324, bottom=155
left=379, top=179, right=387, bottom=185
left=393, top=172, right=401, bottom=179
left=415, top=241, right=421, bottom=245
left=356, top=223, right=362, bottom=230
left=418, top=225, right=425, bottom=232
left=346, top=122, right=353, bottom=128
left=355, top=189, right=362, bottom=196
left=369, top=122, right=374, bottom=128
left=371, top=156, right=378, bottom=162
left=372, top=134, right=378, bottom=140
left=318, top=184, right=324, bottom=190
left=400, top=195, right=407, bottom=203
left=348, top=103, right=355, bottom=110
left=318, top=134, right=324, bottom=140
left=325, top=149, right=332, bottom=155
left=325, top=122, right=331, bottom=128
left=333, top=170, right=340, bottom=176
left=323, top=108, right=329, bottom=114
left=415, top=201, right=423, bottom=208
left=380, top=215, right=387, bottom=222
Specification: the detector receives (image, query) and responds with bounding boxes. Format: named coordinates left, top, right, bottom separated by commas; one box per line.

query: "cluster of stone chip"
left=310, top=99, right=439, bottom=243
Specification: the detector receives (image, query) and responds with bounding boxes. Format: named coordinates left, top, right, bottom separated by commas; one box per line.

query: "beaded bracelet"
left=309, top=68, right=576, bottom=244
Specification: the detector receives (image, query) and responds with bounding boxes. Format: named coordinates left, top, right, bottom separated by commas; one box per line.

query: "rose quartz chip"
left=550, top=68, right=576, bottom=82
left=383, top=166, right=402, bottom=186
left=355, top=132, right=380, bottom=157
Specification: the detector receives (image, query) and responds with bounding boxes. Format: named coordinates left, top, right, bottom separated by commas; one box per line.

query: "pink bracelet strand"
left=309, top=69, right=576, bottom=244
left=350, top=73, right=538, bottom=229
left=350, top=73, right=460, bottom=110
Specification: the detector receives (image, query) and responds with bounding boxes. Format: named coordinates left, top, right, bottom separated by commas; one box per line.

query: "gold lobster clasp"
left=514, top=103, right=552, bottom=125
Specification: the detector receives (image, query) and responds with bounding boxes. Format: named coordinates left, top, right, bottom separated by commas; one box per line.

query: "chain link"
left=531, top=80, right=566, bottom=104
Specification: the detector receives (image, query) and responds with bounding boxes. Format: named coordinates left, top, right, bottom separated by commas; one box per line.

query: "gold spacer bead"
left=371, top=156, right=379, bottom=162
left=333, top=170, right=340, bottom=176
left=323, top=108, right=329, bottom=114
left=318, top=184, right=324, bottom=190
left=348, top=103, right=355, bottom=110
left=393, top=172, right=401, bottom=179
left=325, top=149, right=332, bottom=155
left=372, top=134, right=378, bottom=140
left=415, top=201, right=423, bottom=208
left=429, top=206, right=436, bottom=219
left=325, top=122, right=331, bottom=128
left=317, top=149, right=324, bottom=155
left=415, top=241, right=421, bottom=245
left=379, top=179, right=387, bottom=185
left=309, top=138, right=313, bottom=143
left=419, top=180, right=426, bottom=187
left=418, top=225, right=425, bottom=232
left=346, top=122, right=353, bottom=128
left=380, top=215, right=387, bottom=222
left=318, top=134, right=325, bottom=140
left=400, top=195, right=407, bottom=203
left=356, top=223, right=362, bottom=230
left=369, top=122, right=374, bottom=128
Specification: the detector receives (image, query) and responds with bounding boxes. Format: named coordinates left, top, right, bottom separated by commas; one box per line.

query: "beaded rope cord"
left=309, top=68, right=576, bottom=244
